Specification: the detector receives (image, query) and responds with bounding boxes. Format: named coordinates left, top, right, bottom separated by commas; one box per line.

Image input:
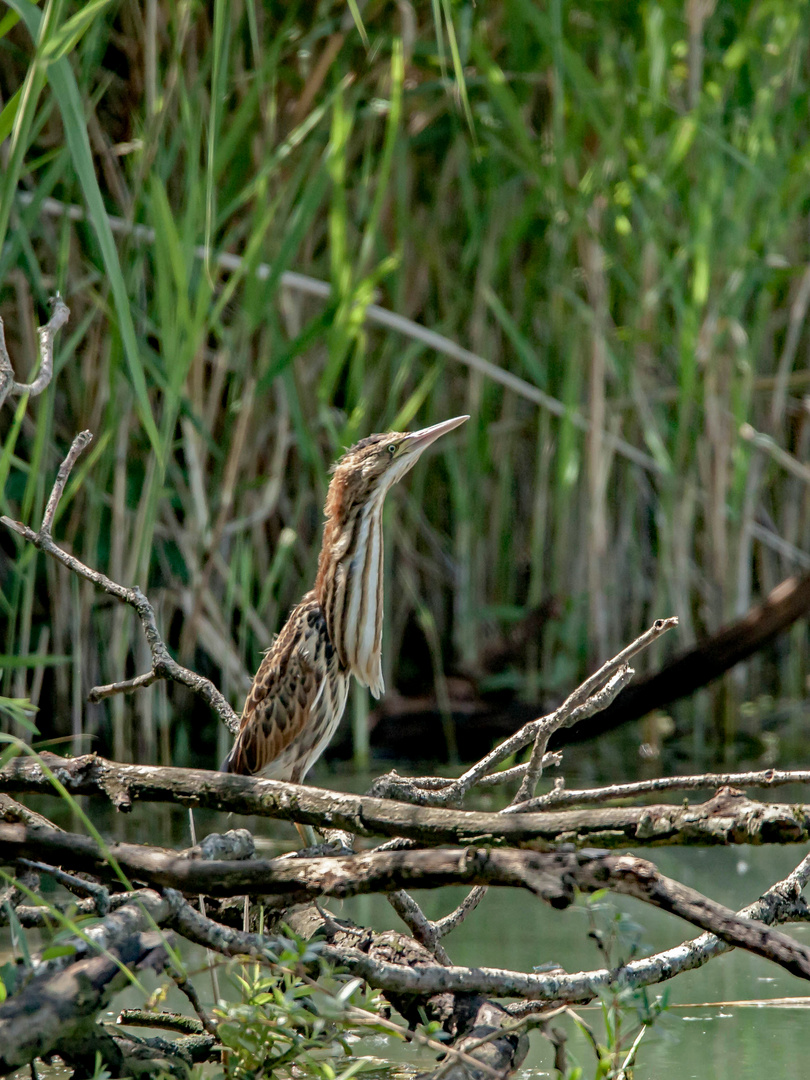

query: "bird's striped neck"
left=315, top=493, right=386, bottom=698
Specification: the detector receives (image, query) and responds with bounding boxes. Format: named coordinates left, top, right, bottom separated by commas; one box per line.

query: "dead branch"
left=568, top=572, right=810, bottom=744
left=0, top=930, right=170, bottom=1077
left=740, top=421, right=810, bottom=485
left=370, top=617, right=677, bottom=811
left=5, top=822, right=810, bottom=981
left=399, top=627, right=672, bottom=951
left=17, top=857, right=110, bottom=912
left=3, top=754, right=810, bottom=848
left=387, top=888, right=452, bottom=963
left=117, top=1010, right=208, bottom=1036
left=376, top=623, right=675, bottom=949
left=505, top=767, right=810, bottom=812
left=0, top=794, right=63, bottom=830
left=433, top=885, right=487, bottom=939
left=3, top=853, right=801, bottom=1035
left=177, top=875, right=810, bottom=1004
left=0, top=435, right=240, bottom=735
left=509, top=850, right=810, bottom=1018
left=0, top=295, right=69, bottom=410
left=514, top=617, right=677, bottom=803
left=368, top=754, right=561, bottom=808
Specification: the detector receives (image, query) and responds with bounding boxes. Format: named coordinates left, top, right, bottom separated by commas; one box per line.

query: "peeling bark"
left=0, top=931, right=170, bottom=1076
left=3, top=756, right=810, bottom=848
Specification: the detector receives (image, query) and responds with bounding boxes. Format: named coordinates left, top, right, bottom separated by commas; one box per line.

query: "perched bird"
left=223, top=415, right=468, bottom=788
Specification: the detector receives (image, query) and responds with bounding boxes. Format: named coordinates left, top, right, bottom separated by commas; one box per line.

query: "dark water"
left=4, top=742, right=810, bottom=1079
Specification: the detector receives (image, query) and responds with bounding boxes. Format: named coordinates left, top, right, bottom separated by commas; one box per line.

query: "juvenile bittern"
left=223, top=415, right=468, bottom=789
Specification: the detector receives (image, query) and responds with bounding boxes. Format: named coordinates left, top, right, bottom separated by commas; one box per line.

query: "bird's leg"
left=188, top=808, right=221, bottom=1000
left=295, top=821, right=318, bottom=847
left=292, top=765, right=319, bottom=848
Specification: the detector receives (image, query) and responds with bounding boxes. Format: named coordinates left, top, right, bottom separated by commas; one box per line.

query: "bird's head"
left=325, top=415, right=469, bottom=516
left=316, top=415, right=468, bottom=693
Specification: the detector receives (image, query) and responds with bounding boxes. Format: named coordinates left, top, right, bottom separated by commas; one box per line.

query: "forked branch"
left=0, top=434, right=240, bottom=735
left=4, top=823, right=810, bottom=981
left=6, top=753, right=810, bottom=847
left=0, top=294, right=69, bottom=410
left=370, top=616, right=678, bottom=810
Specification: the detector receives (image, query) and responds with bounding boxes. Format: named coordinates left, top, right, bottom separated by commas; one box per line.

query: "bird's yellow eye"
left=387, top=444, right=397, bottom=456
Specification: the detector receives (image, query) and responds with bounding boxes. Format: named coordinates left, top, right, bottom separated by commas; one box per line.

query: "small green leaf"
left=4, top=900, right=32, bottom=969
left=0, top=961, right=17, bottom=999
left=667, top=114, right=697, bottom=168
left=724, top=38, right=748, bottom=70
left=0, top=9, right=20, bottom=39
left=42, top=0, right=116, bottom=61
left=0, top=87, right=22, bottom=146
left=41, top=944, right=78, bottom=961
left=0, top=697, right=39, bottom=734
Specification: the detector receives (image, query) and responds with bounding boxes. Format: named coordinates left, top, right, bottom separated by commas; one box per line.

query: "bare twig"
left=17, top=858, right=110, bottom=914
left=514, top=617, right=678, bottom=804
left=373, top=617, right=678, bottom=812
left=40, top=430, right=92, bottom=534
left=386, top=890, right=451, bottom=963
left=514, top=664, right=634, bottom=804
left=740, top=422, right=810, bottom=485
left=86, top=672, right=159, bottom=701
left=4, top=898, right=99, bottom=927
left=0, top=435, right=240, bottom=736
left=478, top=754, right=563, bottom=788
left=432, top=885, right=487, bottom=938
left=506, top=767, right=810, bottom=813
left=169, top=971, right=217, bottom=1037
left=0, top=295, right=69, bottom=410
left=370, top=753, right=562, bottom=807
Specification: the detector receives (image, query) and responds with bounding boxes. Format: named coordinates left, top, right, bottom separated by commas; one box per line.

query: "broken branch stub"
left=0, top=295, right=69, bottom=410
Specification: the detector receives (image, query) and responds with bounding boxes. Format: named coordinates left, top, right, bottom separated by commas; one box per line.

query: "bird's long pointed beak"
left=403, top=414, right=469, bottom=455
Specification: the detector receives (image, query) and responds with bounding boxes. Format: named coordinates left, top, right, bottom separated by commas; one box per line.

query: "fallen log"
left=285, top=902, right=531, bottom=1079
left=567, top=572, right=810, bottom=743
left=0, top=931, right=169, bottom=1077
left=3, top=756, right=810, bottom=847
left=5, top=823, right=810, bottom=981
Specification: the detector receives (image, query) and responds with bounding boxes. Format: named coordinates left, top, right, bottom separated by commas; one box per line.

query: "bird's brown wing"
left=224, top=595, right=337, bottom=779
left=226, top=643, right=323, bottom=777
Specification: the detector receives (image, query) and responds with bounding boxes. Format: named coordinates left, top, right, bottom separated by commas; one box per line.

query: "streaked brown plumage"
left=223, top=415, right=468, bottom=786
